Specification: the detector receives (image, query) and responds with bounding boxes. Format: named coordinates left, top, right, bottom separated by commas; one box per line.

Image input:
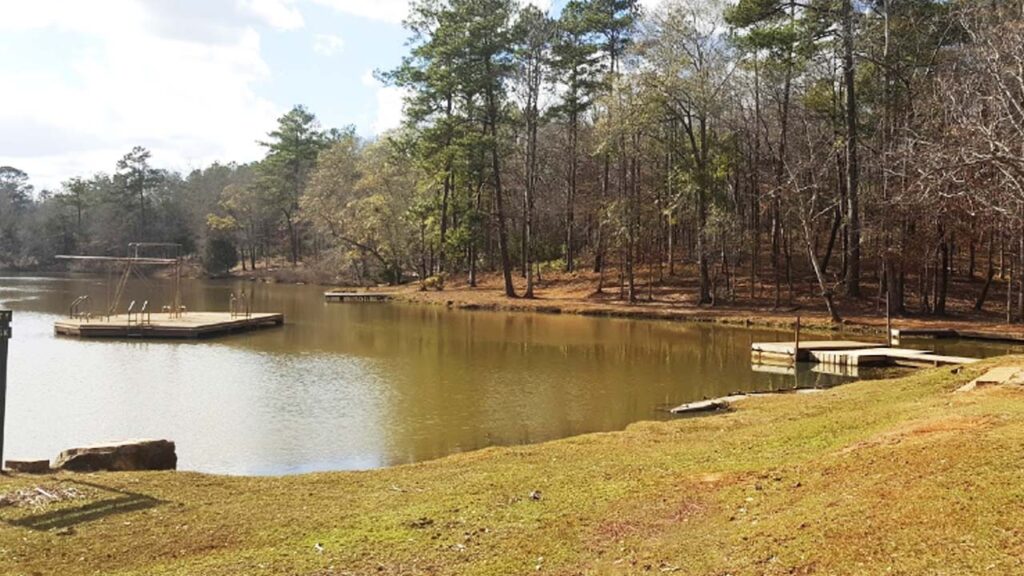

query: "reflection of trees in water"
left=18, top=276, right=876, bottom=473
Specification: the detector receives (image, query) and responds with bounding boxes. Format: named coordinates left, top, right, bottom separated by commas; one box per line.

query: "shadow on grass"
left=4, top=479, right=164, bottom=531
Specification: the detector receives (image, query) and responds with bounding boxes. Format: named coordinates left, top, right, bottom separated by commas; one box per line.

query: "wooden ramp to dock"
left=54, top=312, right=284, bottom=339
left=324, top=292, right=394, bottom=303
left=752, top=340, right=978, bottom=369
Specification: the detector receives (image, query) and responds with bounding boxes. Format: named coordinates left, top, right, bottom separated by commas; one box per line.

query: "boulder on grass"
left=55, top=439, right=176, bottom=472
left=4, top=460, right=51, bottom=474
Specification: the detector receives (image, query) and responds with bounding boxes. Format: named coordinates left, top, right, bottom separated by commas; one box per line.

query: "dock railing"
left=229, top=293, right=251, bottom=319
left=69, top=296, right=90, bottom=320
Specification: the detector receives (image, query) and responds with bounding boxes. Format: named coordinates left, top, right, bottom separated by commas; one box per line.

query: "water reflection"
left=5, top=273, right=1007, bottom=475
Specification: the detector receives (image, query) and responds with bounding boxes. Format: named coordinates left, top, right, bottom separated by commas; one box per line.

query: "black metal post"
left=0, top=310, right=11, bottom=469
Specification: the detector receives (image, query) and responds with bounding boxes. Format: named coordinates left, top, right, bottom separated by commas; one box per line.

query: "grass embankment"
left=3, top=359, right=1024, bottom=575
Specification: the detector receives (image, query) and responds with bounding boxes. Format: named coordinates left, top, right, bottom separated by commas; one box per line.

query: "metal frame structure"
left=56, top=243, right=184, bottom=319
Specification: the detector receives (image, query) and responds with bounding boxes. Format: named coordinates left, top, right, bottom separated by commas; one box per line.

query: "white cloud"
left=313, top=33, right=345, bottom=56
left=311, top=0, right=410, bottom=24
left=238, top=0, right=305, bottom=30
left=312, top=0, right=552, bottom=25
left=0, top=1, right=286, bottom=189
left=361, top=71, right=405, bottom=133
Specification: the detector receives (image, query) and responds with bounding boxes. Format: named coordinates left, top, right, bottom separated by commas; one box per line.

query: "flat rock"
left=4, top=459, right=51, bottom=474
left=54, top=439, right=176, bottom=472
left=671, top=395, right=748, bottom=415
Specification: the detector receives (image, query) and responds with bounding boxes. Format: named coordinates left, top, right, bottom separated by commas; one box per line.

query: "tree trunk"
left=485, top=81, right=515, bottom=298
left=975, top=230, right=996, bottom=311
left=566, top=111, right=577, bottom=273
left=842, top=0, right=861, bottom=297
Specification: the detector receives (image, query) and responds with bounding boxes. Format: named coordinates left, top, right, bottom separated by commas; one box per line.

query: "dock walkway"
left=54, top=312, right=284, bottom=339
left=752, top=339, right=978, bottom=369
left=324, top=292, right=395, bottom=303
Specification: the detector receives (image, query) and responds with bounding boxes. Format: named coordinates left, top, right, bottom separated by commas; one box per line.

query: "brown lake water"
left=1, top=274, right=1019, bottom=475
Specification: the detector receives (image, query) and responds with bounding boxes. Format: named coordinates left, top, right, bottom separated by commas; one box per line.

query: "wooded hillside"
left=3, top=0, right=1024, bottom=321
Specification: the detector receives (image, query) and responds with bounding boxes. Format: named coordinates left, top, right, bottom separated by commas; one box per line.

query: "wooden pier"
left=752, top=340, right=881, bottom=364
left=54, top=312, right=284, bottom=339
left=752, top=340, right=978, bottom=369
left=324, top=292, right=395, bottom=303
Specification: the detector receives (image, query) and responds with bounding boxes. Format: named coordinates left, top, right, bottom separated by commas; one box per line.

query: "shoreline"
left=2, top=357, right=1021, bottom=574
left=382, top=279, right=1024, bottom=343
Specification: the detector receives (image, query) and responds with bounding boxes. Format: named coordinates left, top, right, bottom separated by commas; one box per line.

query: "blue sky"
left=1, top=0, right=672, bottom=191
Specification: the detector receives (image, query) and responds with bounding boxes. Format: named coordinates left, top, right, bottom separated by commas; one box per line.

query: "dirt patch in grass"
left=837, top=414, right=1000, bottom=455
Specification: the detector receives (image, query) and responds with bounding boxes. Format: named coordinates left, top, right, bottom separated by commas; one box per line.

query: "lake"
left=1, top=274, right=1016, bottom=475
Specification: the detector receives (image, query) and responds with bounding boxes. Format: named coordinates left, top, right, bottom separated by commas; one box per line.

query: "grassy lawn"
left=2, top=358, right=1023, bottom=575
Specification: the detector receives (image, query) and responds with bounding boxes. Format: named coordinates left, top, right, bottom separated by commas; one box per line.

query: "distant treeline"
left=3, top=0, right=1024, bottom=320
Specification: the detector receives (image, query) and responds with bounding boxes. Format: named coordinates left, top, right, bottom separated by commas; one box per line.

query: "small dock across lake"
left=891, top=327, right=1024, bottom=345
left=54, top=312, right=284, bottom=339
left=324, top=292, right=395, bottom=303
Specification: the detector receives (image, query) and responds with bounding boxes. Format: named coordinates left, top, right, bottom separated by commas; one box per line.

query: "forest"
left=3, top=0, right=1024, bottom=322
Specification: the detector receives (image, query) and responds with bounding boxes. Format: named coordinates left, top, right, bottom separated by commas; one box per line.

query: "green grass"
left=3, top=359, right=1023, bottom=575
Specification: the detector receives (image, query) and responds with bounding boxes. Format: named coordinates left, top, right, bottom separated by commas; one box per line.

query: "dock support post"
left=794, top=315, right=801, bottom=363
left=886, top=293, right=893, bottom=347
left=0, top=310, right=11, bottom=468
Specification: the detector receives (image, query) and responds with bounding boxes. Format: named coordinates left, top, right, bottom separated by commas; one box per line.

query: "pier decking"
left=751, top=340, right=881, bottom=364
left=54, top=312, right=284, bottom=339
left=752, top=339, right=978, bottom=368
left=324, top=292, right=395, bottom=303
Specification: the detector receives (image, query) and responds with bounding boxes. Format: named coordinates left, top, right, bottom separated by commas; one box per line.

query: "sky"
left=0, top=0, right=660, bottom=192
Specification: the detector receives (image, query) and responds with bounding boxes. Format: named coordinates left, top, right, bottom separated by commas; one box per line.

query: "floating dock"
left=752, top=340, right=978, bottom=369
left=54, top=312, right=284, bottom=339
left=752, top=340, right=881, bottom=364
left=324, top=292, right=395, bottom=303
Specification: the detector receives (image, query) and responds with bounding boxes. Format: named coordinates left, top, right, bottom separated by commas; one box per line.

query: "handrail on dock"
left=229, top=292, right=251, bottom=319
left=69, top=295, right=90, bottom=319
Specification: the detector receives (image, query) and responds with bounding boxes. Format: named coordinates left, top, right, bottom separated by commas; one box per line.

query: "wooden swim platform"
left=324, top=292, right=395, bottom=303
left=752, top=339, right=978, bottom=369
left=54, top=312, right=284, bottom=339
